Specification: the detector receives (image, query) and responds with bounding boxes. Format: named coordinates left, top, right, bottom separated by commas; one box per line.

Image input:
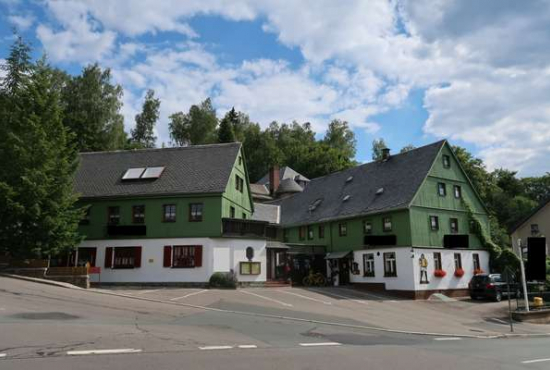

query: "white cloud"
left=7, top=14, right=35, bottom=31
left=25, top=0, right=550, bottom=175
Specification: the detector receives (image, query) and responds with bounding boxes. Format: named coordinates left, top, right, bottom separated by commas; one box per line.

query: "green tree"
left=169, top=98, right=218, bottom=145
left=400, top=144, right=416, bottom=153
left=63, top=63, right=127, bottom=152
left=131, top=89, right=160, bottom=148
left=323, top=119, right=357, bottom=159
left=1, top=35, right=31, bottom=95
left=522, top=173, right=550, bottom=203
left=218, top=108, right=237, bottom=143
left=371, top=138, right=387, bottom=160
left=0, top=52, right=83, bottom=258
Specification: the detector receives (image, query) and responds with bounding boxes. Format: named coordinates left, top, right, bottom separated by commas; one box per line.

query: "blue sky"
left=1, top=1, right=548, bottom=175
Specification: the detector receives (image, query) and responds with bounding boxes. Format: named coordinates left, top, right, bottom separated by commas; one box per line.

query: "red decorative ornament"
left=434, top=269, right=447, bottom=278
left=454, top=268, right=465, bottom=278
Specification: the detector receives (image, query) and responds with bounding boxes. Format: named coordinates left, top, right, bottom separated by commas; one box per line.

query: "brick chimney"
left=269, top=165, right=280, bottom=195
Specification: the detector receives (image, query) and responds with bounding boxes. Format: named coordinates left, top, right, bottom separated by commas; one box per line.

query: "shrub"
left=209, top=271, right=237, bottom=289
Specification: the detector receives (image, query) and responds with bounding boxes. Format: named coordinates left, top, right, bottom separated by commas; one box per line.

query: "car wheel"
left=494, top=291, right=502, bottom=302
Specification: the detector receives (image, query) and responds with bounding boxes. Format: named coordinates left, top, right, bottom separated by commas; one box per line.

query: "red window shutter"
left=194, top=245, right=203, bottom=267
left=134, top=247, right=142, bottom=268
left=163, top=246, right=172, bottom=267
left=105, top=247, right=113, bottom=268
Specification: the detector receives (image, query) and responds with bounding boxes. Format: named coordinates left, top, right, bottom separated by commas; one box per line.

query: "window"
left=438, top=182, right=447, bottom=197
left=242, top=213, right=246, bottom=219
left=450, top=218, right=459, bottom=233
left=172, top=245, right=202, bottom=268
left=383, top=252, right=397, bottom=277
left=229, top=206, right=235, bottom=219
left=433, top=252, right=442, bottom=270
left=132, top=205, right=145, bottom=224
left=469, top=220, right=476, bottom=233
left=80, top=206, right=91, bottom=225
left=299, top=226, right=306, bottom=240
left=473, top=253, right=480, bottom=271
left=339, top=223, right=347, bottom=236
left=442, top=155, right=451, bottom=168
left=454, top=253, right=462, bottom=270
left=363, top=253, right=375, bottom=277
left=454, top=185, right=462, bottom=199
left=189, top=203, right=203, bottom=222
left=383, top=217, right=392, bottom=232
left=113, top=247, right=141, bottom=269
left=238, top=156, right=242, bottom=166
left=430, top=216, right=439, bottom=231
left=163, top=204, right=176, bottom=222
left=363, top=221, right=373, bottom=234
left=318, top=225, right=325, bottom=239
left=235, top=175, right=244, bottom=193
left=108, top=206, right=120, bottom=225
left=307, top=225, right=314, bottom=240
left=531, top=224, right=540, bottom=235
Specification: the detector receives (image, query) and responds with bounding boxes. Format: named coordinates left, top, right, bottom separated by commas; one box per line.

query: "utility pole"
left=515, top=238, right=530, bottom=312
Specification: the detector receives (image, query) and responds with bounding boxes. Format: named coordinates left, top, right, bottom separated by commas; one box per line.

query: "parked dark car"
left=468, top=273, right=520, bottom=302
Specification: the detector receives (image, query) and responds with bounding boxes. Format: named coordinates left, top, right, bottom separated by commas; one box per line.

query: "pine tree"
left=218, top=108, right=237, bottom=143
left=0, top=49, right=83, bottom=258
left=131, top=89, right=160, bottom=148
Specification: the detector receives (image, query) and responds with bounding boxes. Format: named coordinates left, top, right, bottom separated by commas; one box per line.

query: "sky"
left=1, top=0, right=549, bottom=177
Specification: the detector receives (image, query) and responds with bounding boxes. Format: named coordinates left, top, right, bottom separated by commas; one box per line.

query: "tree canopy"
left=131, top=89, right=160, bottom=148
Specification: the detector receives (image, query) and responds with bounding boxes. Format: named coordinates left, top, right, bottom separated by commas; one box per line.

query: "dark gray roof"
left=250, top=183, right=270, bottom=196
left=277, top=178, right=304, bottom=194
left=258, top=166, right=310, bottom=186
left=74, top=143, right=241, bottom=199
left=272, top=140, right=446, bottom=226
left=510, top=197, right=550, bottom=233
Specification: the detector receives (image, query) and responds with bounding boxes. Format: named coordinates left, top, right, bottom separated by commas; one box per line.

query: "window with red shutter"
left=134, top=247, right=142, bottom=268
left=194, top=245, right=202, bottom=267
left=163, top=246, right=172, bottom=267
left=105, top=247, right=113, bottom=268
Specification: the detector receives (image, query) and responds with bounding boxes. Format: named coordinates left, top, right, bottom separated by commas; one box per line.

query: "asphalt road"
left=1, top=277, right=550, bottom=370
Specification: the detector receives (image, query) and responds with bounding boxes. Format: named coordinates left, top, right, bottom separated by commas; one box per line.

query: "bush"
left=209, top=271, right=237, bottom=289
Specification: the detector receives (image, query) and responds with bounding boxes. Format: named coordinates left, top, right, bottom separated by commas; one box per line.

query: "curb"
left=0, top=273, right=83, bottom=290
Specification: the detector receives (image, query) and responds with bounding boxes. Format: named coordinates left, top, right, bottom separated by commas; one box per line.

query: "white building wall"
left=411, top=248, right=490, bottom=291
left=351, top=247, right=490, bottom=292
left=79, top=238, right=266, bottom=284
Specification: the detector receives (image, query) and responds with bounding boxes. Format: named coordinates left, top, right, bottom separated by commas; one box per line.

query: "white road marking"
left=490, top=318, right=508, bottom=324
left=308, top=289, right=368, bottom=306
left=67, top=348, right=142, bottom=356
left=522, top=358, right=550, bottom=364
left=199, top=346, right=234, bottom=350
left=240, top=290, right=293, bottom=307
left=0, top=354, right=6, bottom=358
left=276, top=290, right=332, bottom=305
left=299, top=342, right=341, bottom=347
left=170, top=289, right=208, bottom=301
left=134, top=289, right=162, bottom=295
left=434, top=337, right=462, bottom=341
left=237, top=345, right=258, bottom=349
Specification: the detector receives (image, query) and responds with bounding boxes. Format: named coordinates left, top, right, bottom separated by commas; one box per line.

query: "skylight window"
left=343, top=195, right=351, bottom=201
left=308, top=198, right=323, bottom=211
left=122, top=168, right=145, bottom=180
left=141, top=166, right=165, bottom=179
left=376, top=187, right=384, bottom=195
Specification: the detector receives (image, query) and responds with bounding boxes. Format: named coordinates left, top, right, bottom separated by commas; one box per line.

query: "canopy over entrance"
left=324, top=251, right=353, bottom=260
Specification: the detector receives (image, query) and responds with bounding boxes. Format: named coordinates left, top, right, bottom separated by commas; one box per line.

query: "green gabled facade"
left=278, top=141, right=489, bottom=253
left=76, top=143, right=254, bottom=241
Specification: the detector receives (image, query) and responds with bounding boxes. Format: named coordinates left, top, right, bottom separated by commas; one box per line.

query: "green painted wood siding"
left=78, top=195, right=223, bottom=240
left=410, top=142, right=489, bottom=247
left=221, top=147, right=253, bottom=219
left=283, top=210, right=411, bottom=252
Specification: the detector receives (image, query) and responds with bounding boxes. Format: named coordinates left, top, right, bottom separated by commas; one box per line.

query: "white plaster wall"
left=411, top=248, right=490, bottom=291
left=79, top=238, right=266, bottom=284
left=351, top=248, right=415, bottom=290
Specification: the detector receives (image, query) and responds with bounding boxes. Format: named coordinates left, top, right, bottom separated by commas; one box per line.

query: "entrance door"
left=267, top=249, right=288, bottom=281
left=338, top=258, right=350, bottom=285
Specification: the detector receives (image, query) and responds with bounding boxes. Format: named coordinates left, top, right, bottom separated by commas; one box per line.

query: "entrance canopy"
left=324, top=251, right=352, bottom=260
left=266, top=241, right=290, bottom=250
